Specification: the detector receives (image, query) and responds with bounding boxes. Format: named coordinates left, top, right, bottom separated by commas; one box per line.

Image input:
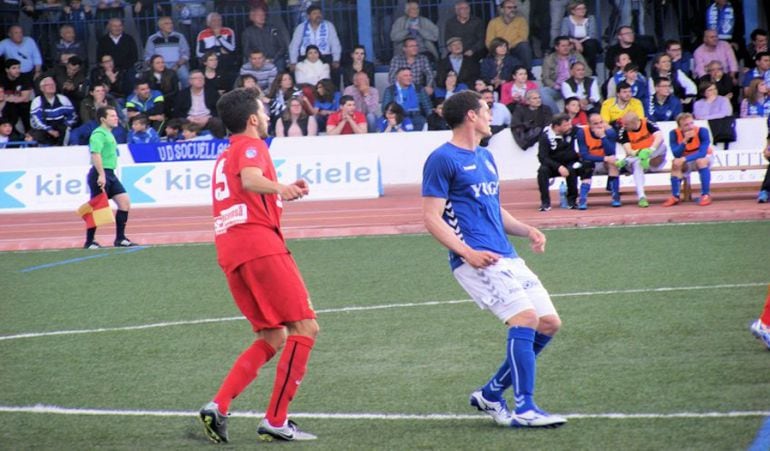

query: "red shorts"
left=226, top=253, right=316, bottom=331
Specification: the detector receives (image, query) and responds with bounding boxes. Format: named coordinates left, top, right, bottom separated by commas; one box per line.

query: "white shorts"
left=453, top=257, right=557, bottom=323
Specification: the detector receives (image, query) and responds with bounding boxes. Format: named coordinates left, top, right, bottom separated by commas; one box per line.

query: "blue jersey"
left=422, top=142, right=516, bottom=270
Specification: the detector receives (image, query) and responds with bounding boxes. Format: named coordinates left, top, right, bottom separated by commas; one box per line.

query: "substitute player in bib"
left=575, top=113, right=622, bottom=209
left=662, top=112, right=713, bottom=207
left=84, top=106, right=135, bottom=249
left=422, top=91, right=567, bottom=428
left=199, top=88, right=318, bottom=443
left=616, top=112, right=668, bottom=208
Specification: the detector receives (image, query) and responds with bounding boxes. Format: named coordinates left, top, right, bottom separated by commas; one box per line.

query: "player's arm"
left=241, top=166, right=308, bottom=201
left=500, top=208, right=546, bottom=253
left=684, top=128, right=710, bottom=162
left=669, top=129, right=685, bottom=158
left=422, top=196, right=500, bottom=268
left=648, top=121, right=664, bottom=149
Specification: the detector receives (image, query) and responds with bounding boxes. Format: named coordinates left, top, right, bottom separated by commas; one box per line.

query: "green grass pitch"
left=1, top=221, right=769, bottom=450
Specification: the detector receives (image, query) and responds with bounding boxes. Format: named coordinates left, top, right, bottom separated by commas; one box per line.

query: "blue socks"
left=533, top=332, right=553, bottom=356
left=670, top=176, right=681, bottom=198
left=698, top=168, right=711, bottom=195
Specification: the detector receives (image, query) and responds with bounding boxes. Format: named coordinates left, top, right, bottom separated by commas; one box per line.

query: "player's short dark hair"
left=217, top=88, right=262, bottom=134
left=616, top=81, right=632, bottom=92
left=443, top=90, right=483, bottom=130
left=339, top=94, right=355, bottom=106
left=96, top=106, right=115, bottom=121
left=551, top=112, right=571, bottom=127
left=205, top=117, right=226, bottom=139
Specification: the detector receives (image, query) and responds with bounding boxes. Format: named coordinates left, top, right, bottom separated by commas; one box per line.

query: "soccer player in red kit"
left=199, top=88, right=319, bottom=443
left=750, top=285, right=770, bottom=350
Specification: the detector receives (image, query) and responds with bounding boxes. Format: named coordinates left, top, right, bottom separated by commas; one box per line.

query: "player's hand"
left=528, top=227, right=546, bottom=253
left=683, top=128, right=696, bottom=140
left=97, top=174, right=106, bottom=190
left=463, top=249, right=501, bottom=269
left=293, top=179, right=309, bottom=196
left=279, top=182, right=305, bottom=201
left=558, top=165, right=569, bottom=177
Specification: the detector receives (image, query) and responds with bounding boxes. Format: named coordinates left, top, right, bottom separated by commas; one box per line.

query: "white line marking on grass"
left=1, top=282, right=766, bottom=342
left=0, top=405, right=768, bottom=420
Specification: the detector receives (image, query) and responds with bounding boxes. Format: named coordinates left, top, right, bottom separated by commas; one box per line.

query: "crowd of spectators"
left=0, top=0, right=768, bottom=149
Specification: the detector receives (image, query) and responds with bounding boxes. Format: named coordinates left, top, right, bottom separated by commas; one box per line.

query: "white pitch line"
left=1, top=282, right=766, bottom=342
left=0, top=405, right=768, bottom=420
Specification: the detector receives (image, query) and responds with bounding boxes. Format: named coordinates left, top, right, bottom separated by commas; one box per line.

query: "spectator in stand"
left=480, top=38, right=517, bottom=92
left=32, top=0, right=64, bottom=61
left=500, top=65, right=537, bottom=109
left=241, top=6, right=289, bottom=73
left=274, top=96, right=318, bottom=137
left=444, top=0, right=486, bottom=61
left=693, top=80, right=733, bottom=120
left=693, top=29, right=738, bottom=82
left=616, top=111, right=668, bottom=208
left=604, top=26, right=648, bottom=76
left=600, top=81, right=645, bottom=129
left=294, top=45, right=329, bottom=87
left=97, top=18, right=138, bottom=72
left=665, top=40, right=694, bottom=77
left=196, top=12, right=236, bottom=72
left=378, top=101, right=414, bottom=132
left=341, top=45, right=375, bottom=88
left=62, top=0, right=92, bottom=43
left=201, top=51, right=229, bottom=95
left=174, top=1, right=210, bottom=53
left=29, top=75, right=77, bottom=146
left=510, top=89, right=552, bottom=150
left=0, top=86, right=15, bottom=127
left=699, top=60, right=737, bottom=108
left=162, top=117, right=186, bottom=142
left=390, top=0, right=439, bottom=62
left=79, top=83, right=122, bottom=125
left=541, top=36, right=590, bottom=114
left=662, top=112, right=714, bottom=207
left=0, top=25, right=42, bottom=83
left=126, top=79, right=165, bottom=131
left=427, top=99, right=449, bottom=131
left=647, top=53, right=697, bottom=109
left=433, top=70, right=468, bottom=102
left=561, top=61, right=600, bottom=113
left=602, top=51, right=631, bottom=98
left=326, top=95, right=367, bottom=135
left=90, top=53, right=132, bottom=101
left=309, top=78, right=339, bottom=130
left=741, top=52, right=770, bottom=96
left=288, top=5, right=341, bottom=72
left=180, top=121, right=213, bottom=141
left=389, top=37, right=435, bottom=96
left=485, top=0, right=533, bottom=71
left=705, top=0, right=744, bottom=57
left=537, top=113, right=577, bottom=211
left=381, top=67, right=433, bottom=132
left=564, top=96, right=587, bottom=126
left=52, top=24, right=87, bottom=67
left=342, top=70, right=380, bottom=132
left=560, top=0, right=600, bottom=73
left=127, top=114, right=160, bottom=143
left=746, top=29, right=769, bottom=70
left=574, top=112, right=622, bottom=209
left=142, top=54, right=179, bottom=117
left=607, top=64, right=648, bottom=105
left=481, top=88, right=511, bottom=136
left=0, top=59, right=33, bottom=132
left=240, top=49, right=278, bottom=92
left=174, top=69, right=218, bottom=125
left=132, top=0, right=170, bottom=45
left=437, top=37, right=480, bottom=90
left=234, top=73, right=260, bottom=91
left=93, top=0, right=127, bottom=35
left=266, top=71, right=302, bottom=127
left=0, top=117, right=25, bottom=147
left=53, top=55, right=89, bottom=111
left=145, top=16, right=191, bottom=88
left=740, top=78, right=770, bottom=118
left=647, top=77, right=683, bottom=122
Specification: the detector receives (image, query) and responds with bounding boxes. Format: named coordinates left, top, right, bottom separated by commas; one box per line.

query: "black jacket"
left=537, top=126, right=578, bottom=171
left=173, top=85, right=219, bottom=119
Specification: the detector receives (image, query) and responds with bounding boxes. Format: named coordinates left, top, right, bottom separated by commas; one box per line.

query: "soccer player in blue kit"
left=422, top=91, right=567, bottom=428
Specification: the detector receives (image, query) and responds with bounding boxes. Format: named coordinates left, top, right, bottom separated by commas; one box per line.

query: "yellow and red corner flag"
left=77, top=192, right=114, bottom=228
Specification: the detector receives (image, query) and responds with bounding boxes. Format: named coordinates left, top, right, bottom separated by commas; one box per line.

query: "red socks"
left=266, top=335, right=315, bottom=426
left=761, top=285, right=770, bottom=325
left=214, top=339, right=276, bottom=414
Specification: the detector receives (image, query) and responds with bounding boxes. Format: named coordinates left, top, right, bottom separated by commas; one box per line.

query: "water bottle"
left=559, top=181, right=568, bottom=209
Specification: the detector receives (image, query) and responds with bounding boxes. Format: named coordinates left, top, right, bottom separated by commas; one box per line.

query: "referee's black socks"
left=116, top=210, right=129, bottom=241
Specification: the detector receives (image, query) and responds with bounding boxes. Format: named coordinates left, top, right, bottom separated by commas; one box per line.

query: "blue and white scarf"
left=395, top=83, right=419, bottom=113
left=301, top=20, right=330, bottom=56
left=706, top=3, right=734, bottom=40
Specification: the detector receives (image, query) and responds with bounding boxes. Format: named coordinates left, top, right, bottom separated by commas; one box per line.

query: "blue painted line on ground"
left=20, top=246, right=147, bottom=273
left=749, top=416, right=770, bottom=451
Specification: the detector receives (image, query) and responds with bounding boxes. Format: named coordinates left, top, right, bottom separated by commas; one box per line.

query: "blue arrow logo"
left=273, top=159, right=286, bottom=179
left=0, top=171, right=26, bottom=208
left=121, top=166, right=156, bottom=204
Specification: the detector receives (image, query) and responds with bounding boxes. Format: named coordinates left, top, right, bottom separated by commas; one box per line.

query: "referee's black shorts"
left=87, top=167, right=126, bottom=199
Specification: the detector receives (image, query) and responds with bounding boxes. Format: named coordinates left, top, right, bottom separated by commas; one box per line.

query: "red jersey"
left=326, top=111, right=366, bottom=134
left=212, top=134, right=287, bottom=273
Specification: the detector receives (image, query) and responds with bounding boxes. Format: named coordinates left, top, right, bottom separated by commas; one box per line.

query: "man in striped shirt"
left=28, top=76, right=77, bottom=146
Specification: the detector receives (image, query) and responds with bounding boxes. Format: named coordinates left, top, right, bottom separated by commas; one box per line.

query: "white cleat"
left=257, top=418, right=317, bottom=441
left=469, top=390, right=513, bottom=426
left=510, top=409, right=568, bottom=428
left=750, top=319, right=770, bottom=350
